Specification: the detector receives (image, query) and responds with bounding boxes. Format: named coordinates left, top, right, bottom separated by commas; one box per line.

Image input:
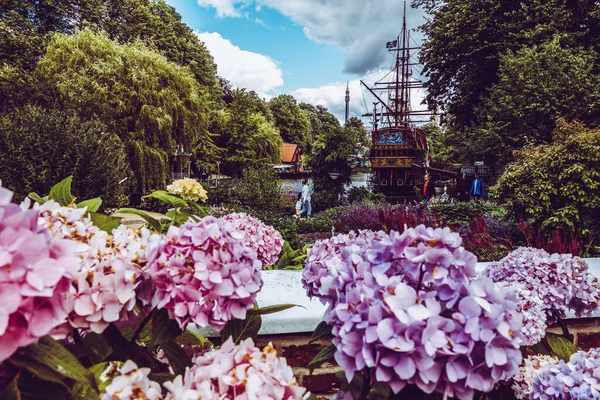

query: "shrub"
left=332, top=203, right=439, bottom=234
left=0, top=105, right=131, bottom=208
left=493, top=119, right=600, bottom=255
left=231, top=167, right=282, bottom=209
left=346, top=186, right=386, bottom=205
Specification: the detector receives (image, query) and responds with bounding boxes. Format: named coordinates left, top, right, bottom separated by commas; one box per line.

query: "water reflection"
left=280, top=172, right=369, bottom=196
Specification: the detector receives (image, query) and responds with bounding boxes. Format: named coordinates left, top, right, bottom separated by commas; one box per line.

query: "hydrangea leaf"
left=48, top=175, right=76, bottom=206
left=307, top=344, right=335, bottom=371
left=247, top=304, right=300, bottom=316
left=150, top=309, right=182, bottom=347
left=16, top=336, right=95, bottom=386
left=161, top=341, right=193, bottom=376
left=88, top=212, right=121, bottom=233
left=115, top=208, right=161, bottom=232
left=309, top=321, right=333, bottom=344
left=143, top=190, right=188, bottom=208
left=77, top=198, right=102, bottom=213
left=546, top=332, right=576, bottom=361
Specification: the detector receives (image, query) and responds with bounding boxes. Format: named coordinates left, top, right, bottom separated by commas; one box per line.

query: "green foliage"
left=302, top=104, right=354, bottom=210
left=35, top=29, right=212, bottom=194
left=269, top=242, right=311, bottom=270
left=297, top=206, right=345, bottom=234
left=415, top=0, right=600, bottom=165
left=269, top=94, right=312, bottom=151
left=346, top=187, right=386, bottom=205
left=0, top=105, right=131, bottom=207
left=493, top=119, right=600, bottom=253
left=215, top=90, right=282, bottom=177
left=430, top=201, right=509, bottom=228
left=344, top=116, right=370, bottom=151
left=474, top=35, right=600, bottom=165
left=233, top=168, right=283, bottom=209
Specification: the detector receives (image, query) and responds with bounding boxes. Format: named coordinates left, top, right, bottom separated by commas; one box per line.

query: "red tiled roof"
left=281, top=143, right=300, bottom=163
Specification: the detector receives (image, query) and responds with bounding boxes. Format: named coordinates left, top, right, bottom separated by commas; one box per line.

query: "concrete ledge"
left=192, top=258, right=600, bottom=338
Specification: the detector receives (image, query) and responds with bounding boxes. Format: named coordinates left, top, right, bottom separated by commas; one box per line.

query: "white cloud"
left=195, top=32, right=284, bottom=98
left=291, top=74, right=427, bottom=125
left=195, top=0, right=426, bottom=74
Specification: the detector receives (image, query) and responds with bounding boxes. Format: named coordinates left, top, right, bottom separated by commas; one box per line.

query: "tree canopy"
left=35, top=29, right=213, bottom=193
left=269, top=94, right=311, bottom=151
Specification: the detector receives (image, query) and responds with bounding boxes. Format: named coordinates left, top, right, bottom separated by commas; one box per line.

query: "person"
left=422, top=173, right=435, bottom=208
left=294, top=192, right=304, bottom=218
left=456, top=173, right=470, bottom=202
left=469, top=173, right=486, bottom=200
left=301, top=178, right=312, bottom=218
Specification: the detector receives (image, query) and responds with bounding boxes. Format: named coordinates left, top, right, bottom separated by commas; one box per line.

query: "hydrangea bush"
left=303, top=226, right=525, bottom=399
left=0, top=180, right=301, bottom=400
left=512, top=355, right=559, bottom=400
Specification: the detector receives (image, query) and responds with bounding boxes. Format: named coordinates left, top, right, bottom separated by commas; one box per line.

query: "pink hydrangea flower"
left=163, top=338, right=306, bottom=399
left=34, top=201, right=160, bottom=333
left=101, top=360, right=162, bottom=400
left=220, top=212, right=284, bottom=266
left=145, top=216, right=263, bottom=330
left=0, top=187, right=79, bottom=361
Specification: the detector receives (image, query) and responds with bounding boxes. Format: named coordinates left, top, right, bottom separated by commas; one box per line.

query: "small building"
left=278, top=143, right=303, bottom=174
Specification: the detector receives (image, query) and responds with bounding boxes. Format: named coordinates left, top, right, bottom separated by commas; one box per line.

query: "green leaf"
left=83, top=333, right=112, bottom=365
left=529, top=341, right=551, bottom=356
left=48, top=176, right=76, bottom=206
left=89, top=212, right=121, bottom=233
left=116, top=208, right=162, bottom=232
left=221, top=304, right=262, bottom=344
left=165, top=210, right=193, bottom=226
left=0, top=375, right=21, bottom=400
left=307, top=344, right=336, bottom=370
left=151, top=309, right=182, bottom=347
left=161, top=341, right=193, bottom=376
left=72, top=381, right=100, bottom=400
left=143, top=190, right=188, bottom=208
left=16, top=336, right=94, bottom=385
left=78, top=198, right=102, bottom=213
left=546, top=332, right=577, bottom=361
left=17, top=376, right=71, bottom=400
left=175, top=330, right=211, bottom=347
left=8, top=354, right=66, bottom=384
left=28, top=192, right=46, bottom=204
left=309, top=321, right=332, bottom=344
left=188, top=201, right=208, bottom=217
left=247, top=304, right=301, bottom=316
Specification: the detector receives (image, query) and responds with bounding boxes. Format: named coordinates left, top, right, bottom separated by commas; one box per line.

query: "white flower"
left=167, top=178, right=207, bottom=202
left=102, top=360, right=162, bottom=400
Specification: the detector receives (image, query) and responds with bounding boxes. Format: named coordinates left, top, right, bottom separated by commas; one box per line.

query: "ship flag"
left=386, top=40, right=398, bottom=49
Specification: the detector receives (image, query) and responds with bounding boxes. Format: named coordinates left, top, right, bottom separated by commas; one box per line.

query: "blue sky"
left=166, top=0, right=351, bottom=93
left=165, top=0, right=427, bottom=120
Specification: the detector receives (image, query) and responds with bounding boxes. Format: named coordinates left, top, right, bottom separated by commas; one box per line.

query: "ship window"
left=381, top=179, right=388, bottom=186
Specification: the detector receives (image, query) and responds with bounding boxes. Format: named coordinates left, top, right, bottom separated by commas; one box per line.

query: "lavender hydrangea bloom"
left=303, top=225, right=524, bottom=399
left=512, top=355, right=559, bottom=400
left=145, top=216, right=263, bottom=331
left=483, top=247, right=600, bottom=320
left=532, top=348, right=600, bottom=399
left=496, top=282, right=547, bottom=346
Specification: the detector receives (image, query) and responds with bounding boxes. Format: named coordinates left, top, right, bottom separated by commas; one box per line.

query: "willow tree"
left=35, top=29, right=214, bottom=194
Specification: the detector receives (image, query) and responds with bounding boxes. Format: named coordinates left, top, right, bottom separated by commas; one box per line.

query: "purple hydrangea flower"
left=220, top=212, right=284, bottom=266
left=513, top=355, right=559, bottom=400
left=496, top=282, right=547, bottom=346
left=483, top=247, right=600, bottom=321
left=144, top=216, right=263, bottom=331
left=532, top=348, right=600, bottom=399
left=303, top=225, right=524, bottom=399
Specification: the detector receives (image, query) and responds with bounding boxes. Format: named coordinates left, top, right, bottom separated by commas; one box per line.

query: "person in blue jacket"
left=469, top=173, right=486, bottom=200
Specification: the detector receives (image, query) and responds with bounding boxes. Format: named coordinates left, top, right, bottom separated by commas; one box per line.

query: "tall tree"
left=34, top=29, right=214, bottom=194
left=414, top=0, right=600, bottom=134
left=269, top=94, right=311, bottom=151
left=215, top=89, right=282, bottom=177
left=344, top=116, right=370, bottom=151
left=472, top=35, right=600, bottom=165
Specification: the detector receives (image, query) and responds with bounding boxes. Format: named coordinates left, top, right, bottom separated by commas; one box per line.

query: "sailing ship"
left=361, top=3, right=448, bottom=200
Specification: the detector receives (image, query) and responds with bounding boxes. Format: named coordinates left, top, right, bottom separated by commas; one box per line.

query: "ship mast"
left=361, top=1, right=431, bottom=128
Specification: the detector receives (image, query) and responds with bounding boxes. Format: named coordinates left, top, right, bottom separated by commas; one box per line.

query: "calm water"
left=280, top=172, right=369, bottom=197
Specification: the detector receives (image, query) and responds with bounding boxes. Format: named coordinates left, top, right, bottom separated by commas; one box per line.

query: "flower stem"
left=556, top=316, right=573, bottom=342
left=358, top=370, right=371, bottom=400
